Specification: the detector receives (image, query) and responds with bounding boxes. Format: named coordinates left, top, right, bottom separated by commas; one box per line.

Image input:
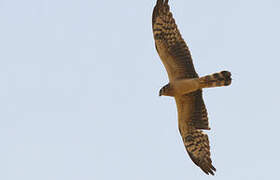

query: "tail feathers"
left=199, top=71, right=232, bottom=88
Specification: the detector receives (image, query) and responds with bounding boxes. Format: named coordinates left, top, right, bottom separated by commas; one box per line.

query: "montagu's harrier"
left=152, top=0, right=232, bottom=175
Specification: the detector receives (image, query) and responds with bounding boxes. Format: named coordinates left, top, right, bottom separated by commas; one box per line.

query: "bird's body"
left=152, top=0, right=232, bottom=175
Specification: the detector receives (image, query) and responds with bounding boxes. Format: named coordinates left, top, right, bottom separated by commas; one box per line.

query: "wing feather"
left=187, top=90, right=209, bottom=130
left=183, top=129, right=216, bottom=175
left=152, top=0, right=197, bottom=81
left=175, top=92, right=215, bottom=175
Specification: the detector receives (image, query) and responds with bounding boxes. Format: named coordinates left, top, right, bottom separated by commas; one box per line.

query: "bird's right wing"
left=175, top=91, right=216, bottom=175
left=176, top=90, right=210, bottom=130
left=183, top=128, right=216, bottom=175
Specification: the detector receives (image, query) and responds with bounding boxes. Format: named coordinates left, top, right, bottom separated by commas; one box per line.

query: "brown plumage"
left=152, top=0, right=232, bottom=175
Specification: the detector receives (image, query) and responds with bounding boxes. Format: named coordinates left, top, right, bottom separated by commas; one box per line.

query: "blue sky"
left=1, top=0, right=280, bottom=179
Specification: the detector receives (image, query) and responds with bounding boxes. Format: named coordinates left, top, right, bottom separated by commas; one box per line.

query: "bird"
left=152, top=0, right=232, bottom=175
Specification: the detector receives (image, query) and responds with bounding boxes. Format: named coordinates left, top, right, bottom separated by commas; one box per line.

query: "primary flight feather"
left=152, top=0, right=232, bottom=175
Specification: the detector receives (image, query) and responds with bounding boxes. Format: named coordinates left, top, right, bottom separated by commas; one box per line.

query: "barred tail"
left=199, top=71, right=232, bottom=88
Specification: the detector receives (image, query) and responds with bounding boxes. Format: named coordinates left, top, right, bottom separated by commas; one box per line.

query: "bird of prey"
left=152, top=0, right=232, bottom=175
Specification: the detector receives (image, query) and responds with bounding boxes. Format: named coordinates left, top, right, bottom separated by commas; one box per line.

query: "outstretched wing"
left=152, top=0, right=198, bottom=81
left=183, top=129, right=216, bottom=175
left=175, top=91, right=216, bottom=175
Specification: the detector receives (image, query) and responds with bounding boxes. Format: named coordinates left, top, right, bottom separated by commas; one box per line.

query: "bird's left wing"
left=152, top=0, right=198, bottom=81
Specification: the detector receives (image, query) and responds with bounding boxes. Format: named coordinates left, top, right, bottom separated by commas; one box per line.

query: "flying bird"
left=152, top=0, right=232, bottom=175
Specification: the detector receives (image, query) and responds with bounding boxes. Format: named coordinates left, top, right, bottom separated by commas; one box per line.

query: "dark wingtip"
left=201, top=164, right=216, bottom=176
left=156, top=0, right=164, bottom=6
left=211, top=164, right=217, bottom=172
left=210, top=165, right=216, bottom=175
left=187, top=150, right=216, bottom=176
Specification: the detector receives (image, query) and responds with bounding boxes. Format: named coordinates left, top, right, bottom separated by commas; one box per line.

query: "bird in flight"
left=152, top=0, right=232, bottom=175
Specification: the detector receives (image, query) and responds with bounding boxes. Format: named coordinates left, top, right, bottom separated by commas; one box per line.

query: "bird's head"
left=159, top=83, right=172, bottom=96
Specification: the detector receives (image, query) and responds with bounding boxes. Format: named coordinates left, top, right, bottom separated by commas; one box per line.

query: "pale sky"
left=1, top=0, right=280, bottom=179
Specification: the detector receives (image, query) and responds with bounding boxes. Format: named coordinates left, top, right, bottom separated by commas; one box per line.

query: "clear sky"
left=1, top=0, right=280, bottom=179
